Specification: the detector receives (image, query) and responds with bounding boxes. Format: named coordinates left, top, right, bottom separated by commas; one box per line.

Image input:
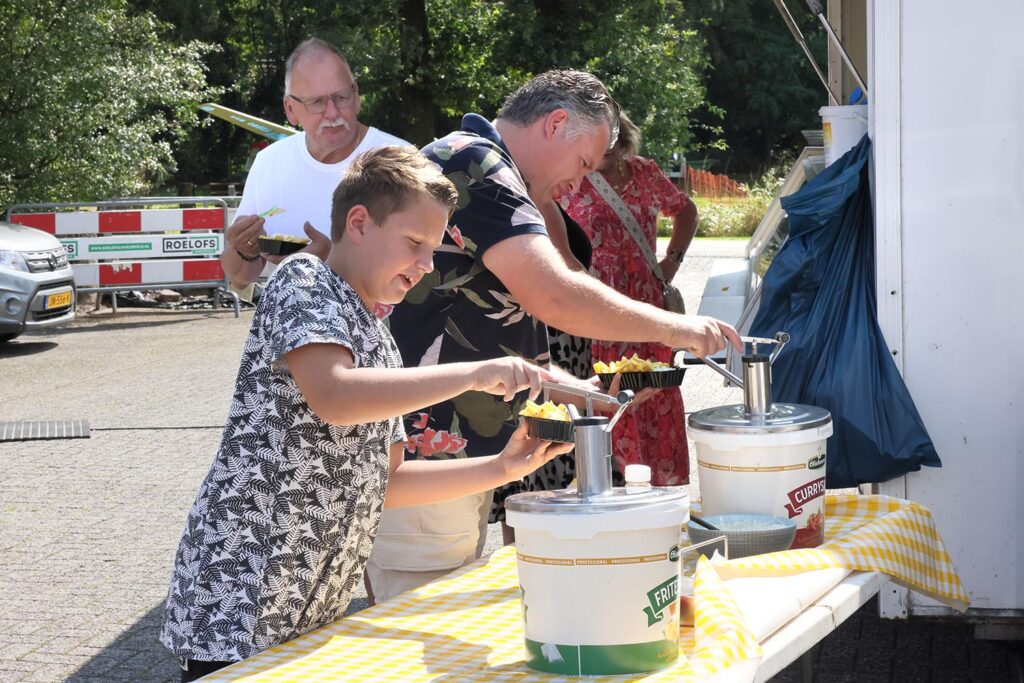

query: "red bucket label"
left=785, top=476, right=825, bottom=548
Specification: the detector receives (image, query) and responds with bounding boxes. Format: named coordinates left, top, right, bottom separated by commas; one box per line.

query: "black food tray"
left=258, top=236, right=309, bottom=256
left=597, top=367, right=687, bottom=391
left=524, top=416, right=575, bottom=443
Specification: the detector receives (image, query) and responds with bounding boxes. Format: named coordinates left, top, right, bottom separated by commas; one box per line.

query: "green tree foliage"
left=497, top=0, right=709, bottom=166
left=684, top=0, right=828, bottom=178
left=134, top=0, right=709, bottom=184
left=0, top=0, right=219, bottom=211
left=2, top=0, right=823, bottom=202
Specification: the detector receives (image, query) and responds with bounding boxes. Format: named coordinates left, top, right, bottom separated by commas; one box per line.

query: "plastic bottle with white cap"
left=624, top=464, right=652, bottom=493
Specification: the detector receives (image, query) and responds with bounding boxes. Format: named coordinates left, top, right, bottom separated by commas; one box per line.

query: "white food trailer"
left=758, top=0, right=1024, bottom=634
left=865, top=0, right=1024, bottom=634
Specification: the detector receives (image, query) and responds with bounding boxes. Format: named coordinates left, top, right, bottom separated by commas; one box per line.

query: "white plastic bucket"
left=819, top=104, right=867, bottom=166
left=691, top=422, right=832, bottom=549
left=506, top=496, right=689, bottom=676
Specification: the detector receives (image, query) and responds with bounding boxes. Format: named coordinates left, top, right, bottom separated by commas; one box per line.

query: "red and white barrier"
left=7, top=200, right=244, bottom=315
left=60, top=234, right=223, bottom=261
left=72, top=260, right=225, bottom=288
left=8, top=208, right=225, bottom=235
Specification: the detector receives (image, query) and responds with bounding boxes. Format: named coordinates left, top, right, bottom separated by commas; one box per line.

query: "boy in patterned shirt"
left=161, top=146, right=572, bottom=681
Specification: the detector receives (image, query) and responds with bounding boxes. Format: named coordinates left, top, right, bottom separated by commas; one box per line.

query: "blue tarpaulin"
left=749, top=136, right=941, bottom=487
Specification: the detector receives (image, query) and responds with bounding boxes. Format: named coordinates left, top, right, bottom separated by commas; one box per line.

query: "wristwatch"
left=667, top=249, right=685, bottom=265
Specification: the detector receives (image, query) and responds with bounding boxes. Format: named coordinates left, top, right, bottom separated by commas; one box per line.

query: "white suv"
left=0, top=220, right=75, bottom=343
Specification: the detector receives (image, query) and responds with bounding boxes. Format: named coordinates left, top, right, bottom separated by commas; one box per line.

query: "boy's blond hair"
left=331, top=146, right=458, bottom=242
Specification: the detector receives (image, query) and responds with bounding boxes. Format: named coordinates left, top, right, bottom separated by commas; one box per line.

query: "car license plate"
left=46, top=291, right=72, bottom=309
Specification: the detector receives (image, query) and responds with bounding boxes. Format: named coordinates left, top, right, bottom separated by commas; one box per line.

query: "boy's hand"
left=495, top=420, right=575, bottom=481
left=472, top=357, right=554, bottom=402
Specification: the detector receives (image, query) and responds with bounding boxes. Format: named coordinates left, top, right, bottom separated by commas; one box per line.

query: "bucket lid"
left=688, top=402, right=831, bottom=435
left=506, top=485, right=687, bottom=515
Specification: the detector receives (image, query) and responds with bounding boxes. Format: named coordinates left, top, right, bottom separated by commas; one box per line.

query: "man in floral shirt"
left=368, top=71, right=741, bottom=602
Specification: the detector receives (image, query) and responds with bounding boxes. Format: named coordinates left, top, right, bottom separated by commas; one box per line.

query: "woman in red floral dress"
left=561, top=111, right=698, bottom=485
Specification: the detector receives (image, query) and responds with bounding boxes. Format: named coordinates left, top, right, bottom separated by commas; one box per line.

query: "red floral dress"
left=562, top=156, right=692, bottom=485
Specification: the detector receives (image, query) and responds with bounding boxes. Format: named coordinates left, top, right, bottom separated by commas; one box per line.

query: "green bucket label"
left=526, top=638, right=677, bottom=676
left=642, top=576, right=678, bottom=627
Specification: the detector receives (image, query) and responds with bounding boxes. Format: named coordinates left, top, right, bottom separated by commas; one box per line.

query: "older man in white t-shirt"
left=224, top=38, right=408, bottom=289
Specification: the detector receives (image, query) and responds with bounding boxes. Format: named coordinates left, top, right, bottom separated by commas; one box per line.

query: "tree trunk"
left=396, top=0, right=436, bottom=145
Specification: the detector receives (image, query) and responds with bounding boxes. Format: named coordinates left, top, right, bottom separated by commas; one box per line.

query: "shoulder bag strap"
left=587, top=170, right=669, bottom=285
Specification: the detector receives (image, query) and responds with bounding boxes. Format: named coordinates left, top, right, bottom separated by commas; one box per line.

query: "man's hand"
left=584, top=372, right=658, bottom=411
left=226, top=214, right=266, bottom=260
left=300, top=222, right=332, bottom=259
left=601, top=372, right=659, bottom=408
left=670, top=316, right=743, bottom=358
left=472, top=357, right=554, bottom=402
left=494, top=420, right=575, bottom=481
left=264, top=222, right=332, bottom=265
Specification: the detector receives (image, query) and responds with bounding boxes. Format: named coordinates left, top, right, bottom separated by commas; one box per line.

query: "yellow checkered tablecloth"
left=204, top=494, right=967, bottom=682
left=713, top=494, right=969, bottom=612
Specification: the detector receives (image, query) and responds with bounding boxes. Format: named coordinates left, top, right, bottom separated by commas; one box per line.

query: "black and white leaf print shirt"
left=161, top=255, right=405, bottom=662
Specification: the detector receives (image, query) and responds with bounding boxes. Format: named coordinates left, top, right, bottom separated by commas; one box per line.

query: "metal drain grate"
left=0, top=420, right=91, bottom=442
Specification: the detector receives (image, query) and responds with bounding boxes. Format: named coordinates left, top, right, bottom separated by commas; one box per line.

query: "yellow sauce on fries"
left=519, top=400, right=571, bottom=421
left=593, top=354, right=671, bottom=374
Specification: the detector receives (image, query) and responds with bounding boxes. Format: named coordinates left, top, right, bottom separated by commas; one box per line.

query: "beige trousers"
left=365, top=490, right=493, bottom=603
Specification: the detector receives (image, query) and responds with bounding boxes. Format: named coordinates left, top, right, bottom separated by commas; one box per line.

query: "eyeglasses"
left=287, top=84, right=358, bottom=114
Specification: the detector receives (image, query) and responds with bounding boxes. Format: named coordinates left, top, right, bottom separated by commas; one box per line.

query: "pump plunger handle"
left=540, top=381, right=635, bottom=428
left=540, top=381, right=633, bottom=409
left=697, top=332, right=791, bottom=388
left=769, top=332, right=790, bottom=364
left=551, top=386, right=635, bottom=497
left=699, top=354, right=744, bottom=387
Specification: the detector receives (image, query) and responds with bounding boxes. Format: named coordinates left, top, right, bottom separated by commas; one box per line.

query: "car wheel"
left=0, top=333, right=20, bottom=344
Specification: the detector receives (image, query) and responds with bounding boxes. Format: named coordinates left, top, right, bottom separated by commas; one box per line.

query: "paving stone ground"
left=0, top=239, right=1020, bottom=682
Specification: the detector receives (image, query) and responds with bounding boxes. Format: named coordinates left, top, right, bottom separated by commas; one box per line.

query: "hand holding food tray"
left=519, top=400, right=574, bottom=443
left=258, top=233, right=311, bottom=256
left=593, top=354, right=686, bottom=391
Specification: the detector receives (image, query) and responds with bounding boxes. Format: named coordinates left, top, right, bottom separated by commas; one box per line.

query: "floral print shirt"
left=387, top=114, right=549, bottom=459
left=161, top=255, right=405, bottom=661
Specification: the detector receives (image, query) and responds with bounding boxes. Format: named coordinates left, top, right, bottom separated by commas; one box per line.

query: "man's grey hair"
left=497, top=70, right=620, bottom=147
left=284, top=38, right=352, bottom=95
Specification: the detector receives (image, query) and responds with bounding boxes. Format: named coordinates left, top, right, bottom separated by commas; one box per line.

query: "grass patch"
left=657, top=196, right=771, bottom=239
left=656, top=165, right=787, bottom=239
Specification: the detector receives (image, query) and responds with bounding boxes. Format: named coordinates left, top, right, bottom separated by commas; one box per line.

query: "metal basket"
left=686, top=514, right=797, bottom=559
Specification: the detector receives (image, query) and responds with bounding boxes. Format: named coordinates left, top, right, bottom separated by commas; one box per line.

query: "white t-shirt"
left=237, top=127, right=409, bottom=238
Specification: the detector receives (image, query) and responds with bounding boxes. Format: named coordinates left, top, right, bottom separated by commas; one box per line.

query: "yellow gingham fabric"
left=204, top=548, right=759, bottom=682
left=204, top=494, right=965, bottom=682
left=712, top=494, right=970, bottom=612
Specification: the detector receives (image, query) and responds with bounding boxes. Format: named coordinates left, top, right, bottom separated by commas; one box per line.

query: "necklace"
left=605, top=156, right=630, bottom=193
